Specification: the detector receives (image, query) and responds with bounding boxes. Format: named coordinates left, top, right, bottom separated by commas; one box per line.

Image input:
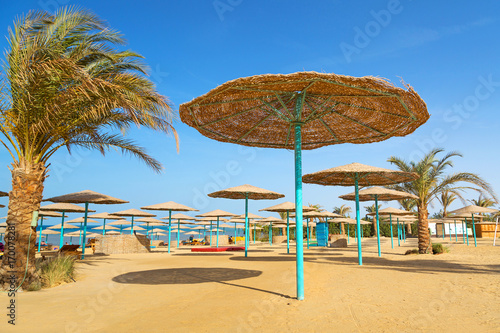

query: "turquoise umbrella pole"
left=442, top=222, right=445, bottom=240
left=462, top=220, right=465, bottom=244
left=58, top=210, right=66, bottom=249
left=244, top=192, right=249, bottom=256
left=471, top=214, right=477, bottom=247
left=294, top=120, right=305, bottom=300
left=454, top=220, right=458, bottom=242
left=69, top=236, right=72, bottom=244
left=286, top=211, right=290, bottom=254
left=253, top=223, right=256, bottom=244
left=80, top=202, right=89, bottom=259
left=130, top=216, right=135, bottom=234
left=390, top=214, right=394, bottom=249
left=347, top=223, right=350, bottom=244
left=449, top=224, right=452, bottom=241
left=167, top=210, right=172, bottom=253
left=306, top=220, right=309, bottom=249
left=216, top=217, right=220, bottom=248
left=45, top=234, right=48, bottom=243
left=102, top=219, right=106, bottom=236
left=354, top=174, right=362, bottom=266
left=234, top=222, right=237, bottom=245
left=374, top=196, right=381, bottom=257
left=78, top=222, right=83, bottom=245
left=397, top=218, right=401, bottom=247
left=210, top=221, right=213, bottom=247
left=269, top=222, right=272, bottom=246
left=37, top=215, right=44, bottom=252
left=177, top=219, right=181, bottom=248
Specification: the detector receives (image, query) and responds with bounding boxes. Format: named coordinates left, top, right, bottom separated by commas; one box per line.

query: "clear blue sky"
left=1, top=0, right=499, bottom=227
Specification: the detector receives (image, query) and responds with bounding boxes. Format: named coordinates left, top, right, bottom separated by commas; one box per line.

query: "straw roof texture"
left=41, top=229, right=60, bottom=235
left=141, top=201, right=198, bottom=212
left=65, top=218, right=99, bottom=224
left=106, top=220, right=132, bottom=225
left=332, top=217, right=371, bottom=224
left=259, top=216, right=286, bottom=223
left=170, top=213, right=197, bottom=220
left=319, top=211, right=343, bottom=218
left=444, top=213, right=483, bottom=220
left=39, top=203, right=94, bottom=213
left=38, top=211, right=64, bottom=218
left=124, top=226, right=145, bottom=231
left=88, top=212, right=122, bottom=220
left=93, top=225, right=119, bottom=230
left=196, top=209, right=237, bottom=218
left=208, top=184, right=284, bottom=200
left=367, top=207, right=413, bottom=216
left=135, top=217, right=164, bottom=223
left=448, top=205, right=498, bottom=215
left=237, top=213, right=263, bottom=219
left=44, top=190, right=128, bottom=204
left=106, top=231, right=120, bottom=235
left=111, top=209, right=156, bottom=217
left=339, top=186, right=418, bottom=201
left=259, top=201, right=315, bottom=212
left=184, top=231, right=199, bottom=235
left=179, top=71, right=429, bottom=150
left=48, top=223, right=79, bottom=229
left=303, top=163, right=418, bottom=186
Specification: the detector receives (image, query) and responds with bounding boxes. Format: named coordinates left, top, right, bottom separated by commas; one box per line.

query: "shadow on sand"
left=112, top=267, right=293, bottom=299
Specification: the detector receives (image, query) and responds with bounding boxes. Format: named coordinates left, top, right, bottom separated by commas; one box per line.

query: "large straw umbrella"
left=180, top=71, right=429, bottom=300
left=339, top=186, right=418, bottom=257
left=448, top=205, right=498, bottom=247
left=40, top=229, right=59, bottom=244
left=65, top=217, right=99, bottom=245
left=196, top=210, right=237, bottom=248
left=88, top=213, right=122, bottom=236
left=110, top=209, right=155, bottom=235
left=33, top=210, right=62, bottom=251
left=44, top=190, right=128, bottom=259
left=208, top=184, right=284, bottom=256
left=260, top=202, right=314, bottom=255
left=141, top=202, right=198, bottom=254
left=39, top=203, right=94, bottom=249
left=303, top=163, right=418, bottom=265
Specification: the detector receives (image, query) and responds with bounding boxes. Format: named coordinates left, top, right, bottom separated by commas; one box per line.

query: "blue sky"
left=1, top=0, right=499, bottom=228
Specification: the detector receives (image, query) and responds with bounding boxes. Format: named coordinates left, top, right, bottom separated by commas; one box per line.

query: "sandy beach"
left=1, top=237, right=499, bottom=333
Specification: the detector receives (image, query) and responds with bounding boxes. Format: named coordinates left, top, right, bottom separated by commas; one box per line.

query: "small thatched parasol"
left=44, top=190, right=128, bottom=259
left=339, top=186, right=417, bottom=256
left=448, top=205, right=498, bottom=247
left=88, top=212, right=122, bottom=236
left=196, top=209, right=237, bottom=248
left=140, top=201, right=197, bottom=253
left=208, top=184, right=283, bottom=254
left=111, top=208, right=156, bottom=234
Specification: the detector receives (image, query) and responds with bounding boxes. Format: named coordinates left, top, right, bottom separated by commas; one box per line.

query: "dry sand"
left=1, top=237, right=499, bottom=333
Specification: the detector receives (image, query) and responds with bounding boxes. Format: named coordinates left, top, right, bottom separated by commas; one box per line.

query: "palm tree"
left=437, top=190, right=461, bottom=217
left=469, top=194, right=496, bottom=208
left=388, top=148, right=496, bottom=254
left=0, top=8, right=178, bottom=289
left=333, top=204, right=352, bottom=217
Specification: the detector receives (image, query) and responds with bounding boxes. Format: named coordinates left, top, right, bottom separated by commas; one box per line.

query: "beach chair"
left=41, top=244, right=80, bottom=260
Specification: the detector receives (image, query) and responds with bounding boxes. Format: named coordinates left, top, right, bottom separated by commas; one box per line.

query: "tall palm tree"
left=0, top=8, right=178, bottom=289
left=436, top=190, right=462, bottom=217
left=333, top=204, right=352, bottom=217
left=388, top=148, right=496, bottom=254
left=469, top=194, right=496, bottom=208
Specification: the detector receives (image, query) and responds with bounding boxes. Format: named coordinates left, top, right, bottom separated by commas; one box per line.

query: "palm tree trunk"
left=417, top=204, right=431, bottom=254
left=0, top=161, right=46, bottom=290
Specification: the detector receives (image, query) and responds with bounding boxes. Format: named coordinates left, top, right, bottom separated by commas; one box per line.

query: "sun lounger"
left=40, top=244, right=81, bottom=260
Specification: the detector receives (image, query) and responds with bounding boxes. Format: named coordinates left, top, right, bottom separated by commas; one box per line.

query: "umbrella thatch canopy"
left=180, top=71, right=429, bottom=301
left=49, top=223, right=78, bottom=230
left=184, top=231, right=199, bottom=235
left=111, top=209, right=156, bottom=217
left=44, top=190, right=128, bottom=258
left=106, top=220, right=132, bottom=225
left=93, top=225, right=119, bottom=230
left=106, top=230, right=120, bottom=235
left=196, top=210, right=237, bottom=248
left=448, top=205, right=498, bottom=215
left=259, top=216, right=286, bottom=223
left=141, top=201, right=198, bottom=212
left=444, top=213, right=483, bottom=220
left=260, top=201, right=315, bottom=213
left=170, top=213, right=197, bottom=220
left=208, top=184, right=284, bottom=200
left=124, top=226, right=145, bottom=231
left=37, top=211, right=64, bottom=218
left=88, top=212, right=122, bottom=220
left=369, top=207, right=414, bottom=216
left=65, top=218, right=99, bottom=224
left=41, top=229, right=60, bottom=235
left=339, top=186, right=418, bottom=201
left=237, top=213, right=263, bottom=219
left=39, top=203, right=93, bottom=213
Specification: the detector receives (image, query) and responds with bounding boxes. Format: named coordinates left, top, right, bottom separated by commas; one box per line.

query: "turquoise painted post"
left=294, top=120, right=305, bottom=300
left=403, top=222, right=406, bottom=242
left=462, top=220, right=465, bottom=244
left=119, top=224, right=123, bottom=234
left=167, top=210, right=172, bottom=253
left=78, top=222, right=83, bottom=245
left=347, top=223, right=350, bottom=244
left=269, top=222, right=272, bottom=245
left=234, top=222, right=237, bottom=245
left=471, top=214, right=477, bottom=247
left=442, top=222, right=445, bottom=240
left=286, top=211, right=290, bottom=254
left=354, top=174, right=362, bottom=266
left=102, top=219, right=106, bottom=236
left=449, top=224, right=452, bottom=241
left=38, top=215, right=44, bottom=252
left=390, top=214, right=394, bottom=249
left=130, top=215, right=135, bottom=234
left=397, top=218, right=401, bottom=247
left=465, top=219, right=469, bottom=246
left=59, top=210, right=67, bottom=249
left=45, top=234, right=48, bottom=243
left=216, top=217, right=220, bottom=248
left=454, top=220, right=458, bottom=242
left=177, top=219, right=181, bottom=248
left=253, top=223, right=256, bottom=244
left=80, top=202, right=89, bottom=259
left=306, top=220, right=309, bottom=249
left=244, top=193, right=249, bottom=256
left=374, top=196, right=381, bottom=257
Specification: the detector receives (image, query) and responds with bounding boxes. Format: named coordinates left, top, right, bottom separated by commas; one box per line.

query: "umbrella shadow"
left=173, top=253, right=234, bottom=257
left=112, top=267, right=292, bottom=299
left=230, top=256, right=317, bottom=262
left=317, top=256, right=500, bottom=275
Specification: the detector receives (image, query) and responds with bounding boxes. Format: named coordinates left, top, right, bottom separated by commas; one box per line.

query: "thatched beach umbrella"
left=304, top=163, right=418, bottom=265
left=88, top=212, right=122, bottom=236
left=258, top=216, right=285, bottom=246
left=448, top=205, right=498, bottom=247
left=111, top=208, right=155, bottom=235
left=294, top=210, right=327, bottom=249
left=208, top=184, right=283, bottom=256
left=196, top=210, right=237, bottom=248
left=141, top=201, right=198, bottom=253
left=369, top=207, right=414, bottom=248
left=444, top=213, right=482, bottom=244
left=260, top=202, right=313, bottom=255
left=33, top=210, right=62, bottom=251
left=66, top=217, right=99, bottom=245
left=339, top=186, right=417, bottom=257
left=136, top=217, right=166, bottom=242
left=180, top=71, right=428, bottom=300
left=44, top=190, right=128, bottom=259
left=39, top=203, right=94, bottom=249
left=106, top=219, right=132, bottom=234
left=168, top=213, right=196, bottom=248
